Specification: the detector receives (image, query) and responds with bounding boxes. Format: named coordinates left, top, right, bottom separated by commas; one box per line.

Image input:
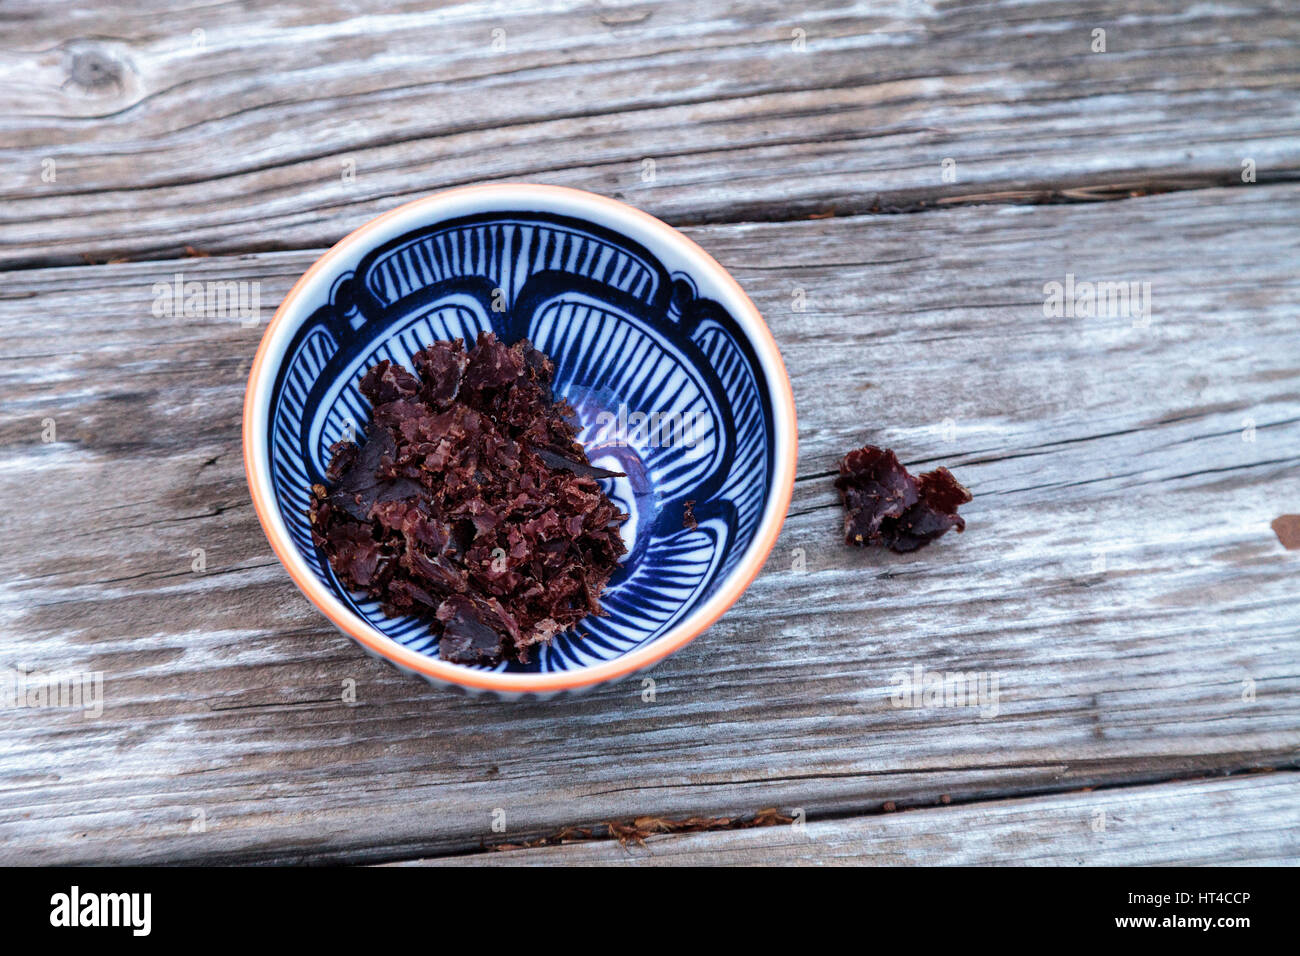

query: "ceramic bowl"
left=243, top=185, right=796, bottom=697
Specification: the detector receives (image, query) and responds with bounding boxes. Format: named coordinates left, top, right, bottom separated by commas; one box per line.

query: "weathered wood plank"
left=402, top=773, right=1300, bottom=865
left=2, top=0, right=1298, bottom=267
left=1, top=184, right=1298, bottom=864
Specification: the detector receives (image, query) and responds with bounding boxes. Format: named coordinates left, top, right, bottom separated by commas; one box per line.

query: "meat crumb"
left=834, top=444, right=971, bottom=553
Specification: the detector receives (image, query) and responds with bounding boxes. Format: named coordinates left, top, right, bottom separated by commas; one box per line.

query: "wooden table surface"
left=2, top=0, right=1298, bottom=865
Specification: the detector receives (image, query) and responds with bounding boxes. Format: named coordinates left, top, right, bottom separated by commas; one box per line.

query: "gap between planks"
left=391, top=769, right=1300, bottom=866
left=6, top=172, right=1296, bottom=276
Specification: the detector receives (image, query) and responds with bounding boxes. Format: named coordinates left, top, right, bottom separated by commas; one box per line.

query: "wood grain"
left=1, top=183, right=1297, bottom=864
left=2, top=0, right=1298, bottom=267
left=402, top=772, right=1300, bottom=865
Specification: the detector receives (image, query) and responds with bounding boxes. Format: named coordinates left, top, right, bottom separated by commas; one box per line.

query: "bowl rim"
left=242, top=183, right=797, bottom=693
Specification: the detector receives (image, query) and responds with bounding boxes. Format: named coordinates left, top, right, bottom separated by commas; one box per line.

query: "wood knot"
left=67, top=48, right=124, bottom=92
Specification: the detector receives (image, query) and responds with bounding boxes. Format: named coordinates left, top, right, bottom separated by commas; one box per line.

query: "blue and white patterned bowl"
left=243, top=185, right=796, bottom=697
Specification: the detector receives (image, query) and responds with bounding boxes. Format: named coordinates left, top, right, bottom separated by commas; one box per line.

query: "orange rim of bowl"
left=242, top=184, right=797, bottom=693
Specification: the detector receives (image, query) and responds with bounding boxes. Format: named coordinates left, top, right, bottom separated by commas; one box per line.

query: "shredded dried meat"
left=834, top=445, right=971, bottom=553
left=309, top=332, right=628, bottom=666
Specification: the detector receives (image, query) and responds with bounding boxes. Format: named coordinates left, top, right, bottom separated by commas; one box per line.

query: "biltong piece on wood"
left=834, top=445, right=971, bottom=553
